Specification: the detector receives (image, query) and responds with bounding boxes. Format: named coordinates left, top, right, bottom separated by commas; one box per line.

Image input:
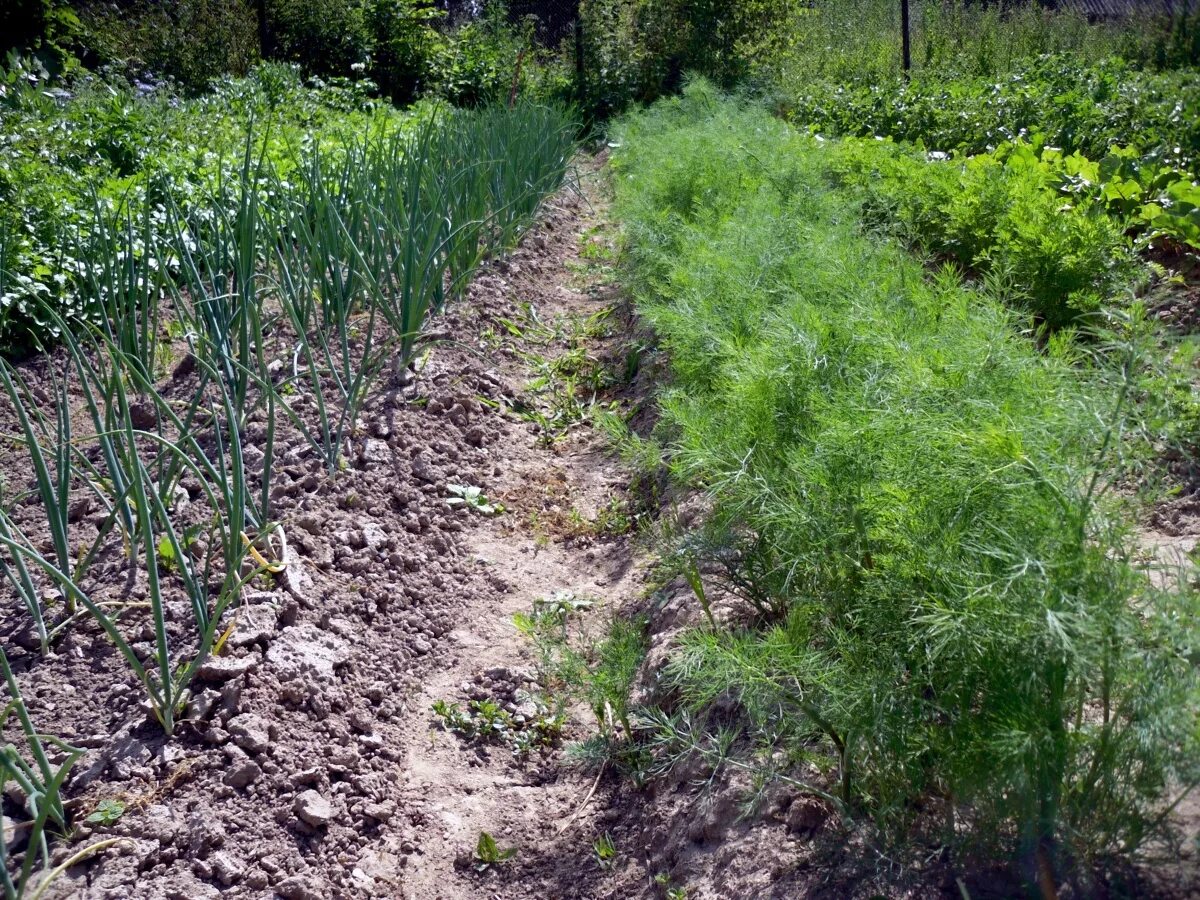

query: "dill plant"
left=611, top=81, right=1199, bottom=880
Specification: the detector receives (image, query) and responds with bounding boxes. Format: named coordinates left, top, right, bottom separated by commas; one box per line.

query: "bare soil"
left=2, top=156, right=1197, bottom=900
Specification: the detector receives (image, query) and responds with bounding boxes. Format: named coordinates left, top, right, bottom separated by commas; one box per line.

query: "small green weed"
left=514, top=594, right=650, bottom=779
left=446, top=484, right=505, bottom=516
left=653, top=872, right=687, bottom=899
left=473, top=831, right=517, bottom=871
left=593, top=832, right=618, bottom=869
left=432, top=697, right=565, bottom=755
left=84, top=799, right=126, bottom=826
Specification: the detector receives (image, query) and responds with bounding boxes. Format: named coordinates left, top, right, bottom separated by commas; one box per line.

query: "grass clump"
left=610, top=80, right=1200, bottom=883
left=514, top=593, right=650, bottom=778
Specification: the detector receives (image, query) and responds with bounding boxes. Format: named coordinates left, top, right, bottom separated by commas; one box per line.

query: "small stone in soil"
left=276, top=875, right=322, bottom=900
left=2, top=815, right=23, bottom=853
left=266, top=624, right=350, bottom=680
left=228, top=603, right=280, bottom=647
left=196, top=654, right=259, bottom=683
left=209, top=850, right=245, bottom=886
left=222, top=759, right=262, bottom=790
left=293, top=790, right=334, bottom=827
left=227, top=714, right=272, bottom=754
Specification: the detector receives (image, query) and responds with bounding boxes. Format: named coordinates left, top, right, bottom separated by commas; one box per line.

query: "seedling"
left=593, top=832, right=618, bottom=869
left=432, top=697, right=564, bottom=755
left=445, top=484, right=504, bottom=515
left=473, top=831, right=516, bottom=871
left=85, top=799, right=126, bottom=826
left=0, top=648, right=84, bottom=898
left=533, top=591, right=594, bottom=620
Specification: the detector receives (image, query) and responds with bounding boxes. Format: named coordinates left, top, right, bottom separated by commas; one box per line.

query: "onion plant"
left=167, top=137, right=270, bottom=420
left=0, top=98, right=577, bottom=683
left=433, top=131, right=492, bottom=300
left=359, top=120, right=454, bottom=364
left=71, top=186, right=168, bottom=386
left=0, top=323, right=262, bottom=734
left=0, top=648, right=83, bottom=898
left=0, top=365, right=74, bottom=652
left=259, top=104, right=575, bottom=470
left=0, top=512, right=49, bottom=653
left=270, top=181, right=391, bottom=471
left=0, top=354, right=121, bottom=650
left=473, top=102, right=577, bottom=249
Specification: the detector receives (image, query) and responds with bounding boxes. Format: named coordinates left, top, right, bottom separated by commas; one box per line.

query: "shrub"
left=1, top=1, right=83, bottom=76
left=575, top=0, right=793, bottom=118
left=78, top=0, right=260, bottom=92
left=432, top=9, right=521, bottom=107
left=611, top=80, right=1199, bottom=881
left=368, top=0, right=446, bottom=103
left=266, top=0, right=372, bottom=77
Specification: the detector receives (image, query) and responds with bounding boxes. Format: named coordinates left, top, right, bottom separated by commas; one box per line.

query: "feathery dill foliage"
left=611, top=81, right=1199, bottom=872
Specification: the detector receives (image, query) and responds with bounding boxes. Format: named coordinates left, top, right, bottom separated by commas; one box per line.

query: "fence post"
left=575, top=11, right=586, bottom=105
left=901, top=0, right=912, bottom=77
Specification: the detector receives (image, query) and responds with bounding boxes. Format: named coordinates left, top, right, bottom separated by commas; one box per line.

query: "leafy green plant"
left=84, top=799, right=125, bottom=827
left=514, top=594, right=649, bottom=778
left=780, top=34, right=1200, bottom=176
left=826, top=135, right=1135, bottom=327
left=472, top=830, right=516, bottom=871
left=593, top=832, right=617, bottom=869
left=432, top=696, right=564, bottom=755
left=445, top=484, right=503, bottom=515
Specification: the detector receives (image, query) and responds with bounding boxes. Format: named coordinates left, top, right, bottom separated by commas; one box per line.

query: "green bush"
left=368, top=0, right=445, bottom=103
left=826, top=138, right=1134, bottom=328
left=612, top=80, right=1199, bottom=880
left=432, top=9, right=520, bottom=107
left=0, top=1, right=83, bottom=75
left=266, top=0, right=371, bottom=77
left=576, top=0, right=793, bottom=118
left=756, top=0, right=1192, bottom=87
left=75, top=1, right=452, bottom=103
left=78, top=0, right=260, bottom=93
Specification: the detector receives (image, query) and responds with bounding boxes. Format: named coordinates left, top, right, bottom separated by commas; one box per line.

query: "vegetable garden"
left=2, top=2, right=1199, bottom=898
